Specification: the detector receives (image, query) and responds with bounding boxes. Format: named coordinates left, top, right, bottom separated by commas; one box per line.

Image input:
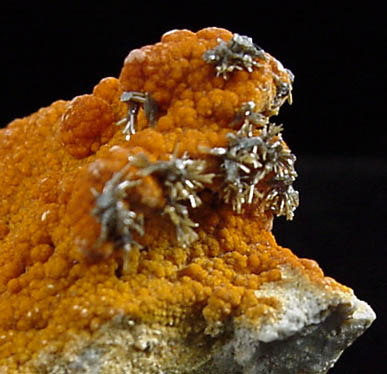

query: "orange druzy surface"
left=0, top=28, right=343, bottom=369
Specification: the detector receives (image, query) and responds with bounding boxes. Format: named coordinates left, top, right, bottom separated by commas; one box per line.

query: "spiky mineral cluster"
left=90, top=164, right=144, bottom=262
left=0, top=28, right=307, bottom=370
left=129, top=152, right=214, bottom=247
left=116, top=91, right=158, bottom=140
left=203, top=33, right=266, bottom=78
left=203, top=122, right=298, bottom=218
left=104, top=28, right=298, bottom=260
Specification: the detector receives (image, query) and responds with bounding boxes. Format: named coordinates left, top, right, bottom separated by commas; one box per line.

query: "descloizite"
left=0, top=27, right=375, bottom=373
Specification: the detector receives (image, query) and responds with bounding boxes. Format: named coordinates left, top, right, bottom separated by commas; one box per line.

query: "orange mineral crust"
left=0, top=28, right=351, bottom=371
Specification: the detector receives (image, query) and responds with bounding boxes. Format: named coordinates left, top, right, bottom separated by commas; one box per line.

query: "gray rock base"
left=204, top=301, right=374, bottom=374
left=23, top=266, right=375, bottom=374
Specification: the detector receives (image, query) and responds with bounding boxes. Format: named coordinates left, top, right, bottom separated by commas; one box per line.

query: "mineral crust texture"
left=0, top=28, right=375, bottom=373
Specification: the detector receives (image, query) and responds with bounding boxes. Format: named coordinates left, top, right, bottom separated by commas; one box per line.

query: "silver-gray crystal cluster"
left=116, top=91, right=158, bottom=140
left=231, top=101, right=269, bottom=128
left=91, top=164, right=144, bottom=255
left=129, top=152, right=215, bottom=247
left=203, top=33, right=266, bottom=79
left=203, top=122, right=298, bottom=218
left=270, top=70, right=295, bottom=113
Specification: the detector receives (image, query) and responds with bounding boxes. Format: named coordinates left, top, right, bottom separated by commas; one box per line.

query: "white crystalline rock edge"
left=251, top=265, right=375, bottom=342
left=210, top=264, right=376, bottom=374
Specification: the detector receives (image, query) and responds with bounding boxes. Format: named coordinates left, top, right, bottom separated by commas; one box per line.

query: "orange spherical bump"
left=0, top=221, right=9, bottom=240
left=196, top=27, right=233, bottom=43
left=30, top=244, right=54, bottom=264
left=129, top=128, right=167, bottom=158
left=92, top=77, right=127, bottom=121
left=59, top=94, right=115, bottom=158
left=7, top=278, right=21, bottom=294
left=180, top=263, right=208, bottom=282
left=44, top=256, right=69, bottom=279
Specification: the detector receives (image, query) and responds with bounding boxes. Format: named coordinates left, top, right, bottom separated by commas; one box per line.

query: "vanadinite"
left=0, top=28, right=375, bottom=374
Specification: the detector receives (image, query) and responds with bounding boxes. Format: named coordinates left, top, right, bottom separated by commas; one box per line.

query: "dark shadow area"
left=273, top=156, right=386, bottom=373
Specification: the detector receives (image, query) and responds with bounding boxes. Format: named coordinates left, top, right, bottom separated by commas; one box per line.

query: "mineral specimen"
left=0, top=27, right=375, bottom=373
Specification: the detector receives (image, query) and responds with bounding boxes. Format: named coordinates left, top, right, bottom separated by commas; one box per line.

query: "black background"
left=0, top=2, right=385, bottom=373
